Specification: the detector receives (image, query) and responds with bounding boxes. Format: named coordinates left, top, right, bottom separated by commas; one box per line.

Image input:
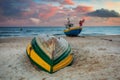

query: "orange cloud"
left=63, top=0, right=74, bottom=5
left=106, top=2, right=120, bottom=13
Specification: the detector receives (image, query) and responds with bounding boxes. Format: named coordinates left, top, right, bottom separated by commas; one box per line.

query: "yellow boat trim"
left=27, top=44, right=51, bottom=72
left=53, top=54, right=73, bottom=72
left=26, top=44, right=31, bottom=55
left=64, top=26, right=82, bottom=32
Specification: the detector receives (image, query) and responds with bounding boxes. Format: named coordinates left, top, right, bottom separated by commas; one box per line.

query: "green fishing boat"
left=26, top=35, right=73, bottom=73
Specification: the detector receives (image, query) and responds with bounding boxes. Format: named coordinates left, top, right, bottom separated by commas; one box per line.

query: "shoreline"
left=0, top=35, right=120, bottom=80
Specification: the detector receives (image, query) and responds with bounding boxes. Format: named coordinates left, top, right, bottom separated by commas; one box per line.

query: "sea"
left=0, top=26, right=120, bottom=38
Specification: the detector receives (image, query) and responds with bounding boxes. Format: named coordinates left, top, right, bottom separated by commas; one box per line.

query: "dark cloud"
left=0, top=0, right=31, bottom=17
left=86, top=8, right=120, bottom=17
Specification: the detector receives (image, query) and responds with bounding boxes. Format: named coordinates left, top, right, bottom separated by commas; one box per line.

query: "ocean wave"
left=0, top=26, right=120, bottom=38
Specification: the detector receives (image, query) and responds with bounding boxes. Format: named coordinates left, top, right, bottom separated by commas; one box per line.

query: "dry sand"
left=0, top=35, right=120, bottom=80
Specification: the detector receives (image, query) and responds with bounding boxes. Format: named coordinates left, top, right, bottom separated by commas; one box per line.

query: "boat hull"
left=64, top=26, right=82, bottom=36
left=26, top=36, right=73, bottom=73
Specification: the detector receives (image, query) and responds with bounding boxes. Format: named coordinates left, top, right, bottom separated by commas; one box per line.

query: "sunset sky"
left=0, top=0, right=120, bottom=27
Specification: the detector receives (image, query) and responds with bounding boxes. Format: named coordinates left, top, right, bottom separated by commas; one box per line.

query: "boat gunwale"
left=26, top=44, right=73, bottom=73
left=64, top=26, right=82, bottom=32
left=31, top=37, right=72, bottom=65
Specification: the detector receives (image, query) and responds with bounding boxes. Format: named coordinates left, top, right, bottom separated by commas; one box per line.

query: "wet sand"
left=0, top=35, right=120, bottom=80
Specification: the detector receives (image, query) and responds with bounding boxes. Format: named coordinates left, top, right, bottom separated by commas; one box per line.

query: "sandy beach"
left=0, top=35, right=120, bottom=80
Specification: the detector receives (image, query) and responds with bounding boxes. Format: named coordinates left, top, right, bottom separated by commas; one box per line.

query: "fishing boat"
left=26, top=35, right=73, bottom=73
left=64, top=18, right=85, bottom=36
left=64, top=26, right=82, bottom=36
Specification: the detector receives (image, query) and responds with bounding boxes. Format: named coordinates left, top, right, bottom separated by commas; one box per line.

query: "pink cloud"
left=44, top=0, right=74, bottom=5
left=74, top=5, right=93, bottom=13
left=63, top=0, right=74, bottom=5
left=20, top=4, right=60, bottom=22
left=38, top=5, right=59, bottom=20
left=22, top=9, right=35, bottom=17
left=105, top=18, right=120, bottom=26
left=83, top=17, right=120, bottom=26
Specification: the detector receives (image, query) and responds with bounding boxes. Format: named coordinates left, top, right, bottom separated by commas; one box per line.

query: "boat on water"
left=26, top=35, right=73, bottom=73
left=64, top=18, right=85, bottom=36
